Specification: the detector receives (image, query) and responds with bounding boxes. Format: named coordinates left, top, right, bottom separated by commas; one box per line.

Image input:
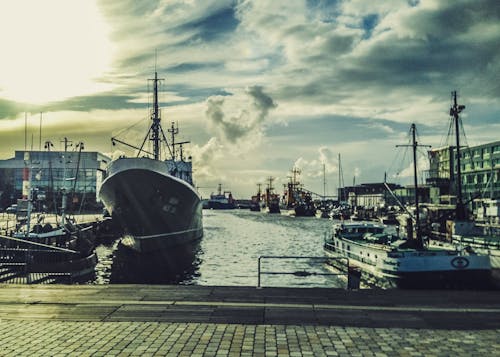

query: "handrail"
left=257, top=255, right=350, bottom=288
left=0, top=234, right=78, bottom=253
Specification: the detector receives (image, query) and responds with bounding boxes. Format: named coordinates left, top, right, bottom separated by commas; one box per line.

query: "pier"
left=0, top=284, right=499, bottom=355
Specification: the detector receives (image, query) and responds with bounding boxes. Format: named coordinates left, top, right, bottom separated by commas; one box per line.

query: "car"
left=5, top=204, right=17, bottom=214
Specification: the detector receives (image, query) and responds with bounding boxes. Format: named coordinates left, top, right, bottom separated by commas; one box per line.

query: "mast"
left=450, top=90, right=466, bottom=220
left=338, top=153, right=344, bottom=201
left=60, top=137, right=72, bottom=227
left=39, top=112, right=42, bottom=151
left=323, top=163, right=326, bottom=201
left=151, top=71, right=162, bottom=160
left=168, top=122, right=179, bottom=160
left=411, top=124, right=421, bottom=246
left=396, top=124, right=430, bottom=249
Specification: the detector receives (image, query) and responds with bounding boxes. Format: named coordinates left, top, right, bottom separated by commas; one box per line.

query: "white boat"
left=324, top=221, right=491, bottom=289
left=324, top=122, right=492, bottom=289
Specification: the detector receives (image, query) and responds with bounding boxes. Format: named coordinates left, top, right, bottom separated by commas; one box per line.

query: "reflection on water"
left=94, top=210, right=346, bottom=288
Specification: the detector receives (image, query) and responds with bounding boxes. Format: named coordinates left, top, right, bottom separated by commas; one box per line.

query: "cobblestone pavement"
left=1, top=320, right=499, bottom=356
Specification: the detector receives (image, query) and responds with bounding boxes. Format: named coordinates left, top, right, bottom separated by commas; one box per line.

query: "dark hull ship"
left=99, top=71, right=203, bottom=282
left=207, top=184, right=237, bottom=209
left=284, top=167, right=316, bottom=217
left=99, top=158, right=203, bottom=253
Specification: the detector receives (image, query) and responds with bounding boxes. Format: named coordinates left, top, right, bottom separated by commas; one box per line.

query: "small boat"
left=249, top=184, right=262, bottom=212
left=263, top=176, right=280, bottom=214
left=324, top=220, right=491, bottom=289
left=324, top=123, right=492, bottom=289
left=283, top=167, right=316, bottom=217
left=0, top=156, right=98, bottom=283
left=294, top=192, right=317, bottom=217
left=207, top=184, right=237, bottom=209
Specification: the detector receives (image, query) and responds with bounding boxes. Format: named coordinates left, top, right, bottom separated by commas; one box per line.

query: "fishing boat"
left=263, top=176, right=280, bottom=214
left=249, top=184, right=262, bottom=212
left=207, top=184, right=237, bottom=209
left=0, top=153, right=97, bottom=283
left=294, top=192, right=316, bottom=217
left=98, top=71, right=203, bottom=279
left=324, top=123, right=492, bottom=289
left=283, top=167, right=317, bottom=217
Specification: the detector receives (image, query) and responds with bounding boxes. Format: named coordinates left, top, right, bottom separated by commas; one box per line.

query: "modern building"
left=0, top=149, right=111, bottom=212
left=427, top=140, right=500, bottom=203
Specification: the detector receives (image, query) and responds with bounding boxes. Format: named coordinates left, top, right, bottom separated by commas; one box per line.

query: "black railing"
left=257, top=255, right=357, bottom=289
left=0, top=234, right=78, bottom=284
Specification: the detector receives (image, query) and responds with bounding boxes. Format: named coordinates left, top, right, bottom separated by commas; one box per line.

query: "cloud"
left=204, top=85, right=277, bottom=146
left=0, top=0, right=498, bottom=199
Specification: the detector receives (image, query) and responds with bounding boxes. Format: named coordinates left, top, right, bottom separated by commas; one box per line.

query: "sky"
left=0, top=0, right=499, bottom=199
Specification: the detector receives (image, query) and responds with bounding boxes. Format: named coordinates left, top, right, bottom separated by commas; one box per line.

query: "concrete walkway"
left=0, top=285, right=499, bottom=356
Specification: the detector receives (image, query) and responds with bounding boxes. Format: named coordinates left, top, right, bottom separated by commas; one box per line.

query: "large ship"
left=99, top=71, right=203, bottom=281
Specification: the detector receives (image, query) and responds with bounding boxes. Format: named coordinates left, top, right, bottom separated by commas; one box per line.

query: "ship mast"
left=397, top=124, right=430, bottom=249
left=151, top=71, right=162, bottom=160
left=450, top=90, right=466, bottom=220
left=411, top=124, right=421, bottom=246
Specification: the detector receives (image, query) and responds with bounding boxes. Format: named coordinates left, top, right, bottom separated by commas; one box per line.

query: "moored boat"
left=98, top=71, right=203, bottom=278
left=324, top=122, right=492, bottom=289
left=324, top=221, right=491, bottom=289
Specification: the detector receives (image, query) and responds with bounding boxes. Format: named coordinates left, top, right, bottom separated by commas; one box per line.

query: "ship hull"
left=99, top=158, right=203, bottom=258
left=324, top=222, right=492, bottom=289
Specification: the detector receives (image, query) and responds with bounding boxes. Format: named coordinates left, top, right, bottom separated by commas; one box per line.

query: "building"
left=427, top=140, right=500, bottom=204
left=0, top=149, right=111, bottom=212
left=339, top=183, right=403, bottom=209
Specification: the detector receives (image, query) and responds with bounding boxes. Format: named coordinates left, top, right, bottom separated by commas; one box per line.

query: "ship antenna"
left=168, top=122, right=179, bottom=160
left=450, top=90, right=466, bottom=220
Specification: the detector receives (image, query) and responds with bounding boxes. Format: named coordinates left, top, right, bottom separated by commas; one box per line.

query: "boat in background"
left=324, top=122, right=492, bottom=289
left=283, top=167, right=316, bottom=217
left=207, top=184, right=237, bottom=209
left=263, top=177, right=280, bottom=214
left=98, top=71, right=203, bottom=281
left=250, top=184, right=262, bottom=211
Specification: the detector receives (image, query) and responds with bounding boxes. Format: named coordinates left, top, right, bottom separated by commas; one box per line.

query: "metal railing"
left=0, top=234, right=78, bottom=284
left=257, top=255, right=354, bottom=288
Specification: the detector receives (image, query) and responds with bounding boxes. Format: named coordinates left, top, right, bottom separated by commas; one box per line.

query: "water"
left=94, top=210, right=347, bottom=288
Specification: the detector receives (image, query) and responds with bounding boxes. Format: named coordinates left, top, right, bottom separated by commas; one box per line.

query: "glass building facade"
left=0, top=150, right=111, bottom=211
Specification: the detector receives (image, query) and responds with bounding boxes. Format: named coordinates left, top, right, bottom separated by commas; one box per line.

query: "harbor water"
left=94, top=209, right=347, bottom=288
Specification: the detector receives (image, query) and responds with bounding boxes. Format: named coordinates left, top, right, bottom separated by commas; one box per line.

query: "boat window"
left=347, top=245, right=350, bottom=251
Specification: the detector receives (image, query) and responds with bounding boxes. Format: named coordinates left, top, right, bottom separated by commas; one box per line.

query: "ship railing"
left=0, top=234, right=77, bottom=284
left=257, top=255, right=359, bottom=289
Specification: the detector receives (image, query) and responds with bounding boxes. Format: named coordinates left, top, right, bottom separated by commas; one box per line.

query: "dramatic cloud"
left=0, top=0, right=498, bottom=197
left=205, top=86, right=277, bottom=146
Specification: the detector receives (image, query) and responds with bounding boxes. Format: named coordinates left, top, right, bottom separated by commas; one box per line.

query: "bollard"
left=347, top=266, right=361, bottom=290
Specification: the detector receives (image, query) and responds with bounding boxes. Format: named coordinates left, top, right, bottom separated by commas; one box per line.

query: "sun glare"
left=0, top=0, right=114, bottom=104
